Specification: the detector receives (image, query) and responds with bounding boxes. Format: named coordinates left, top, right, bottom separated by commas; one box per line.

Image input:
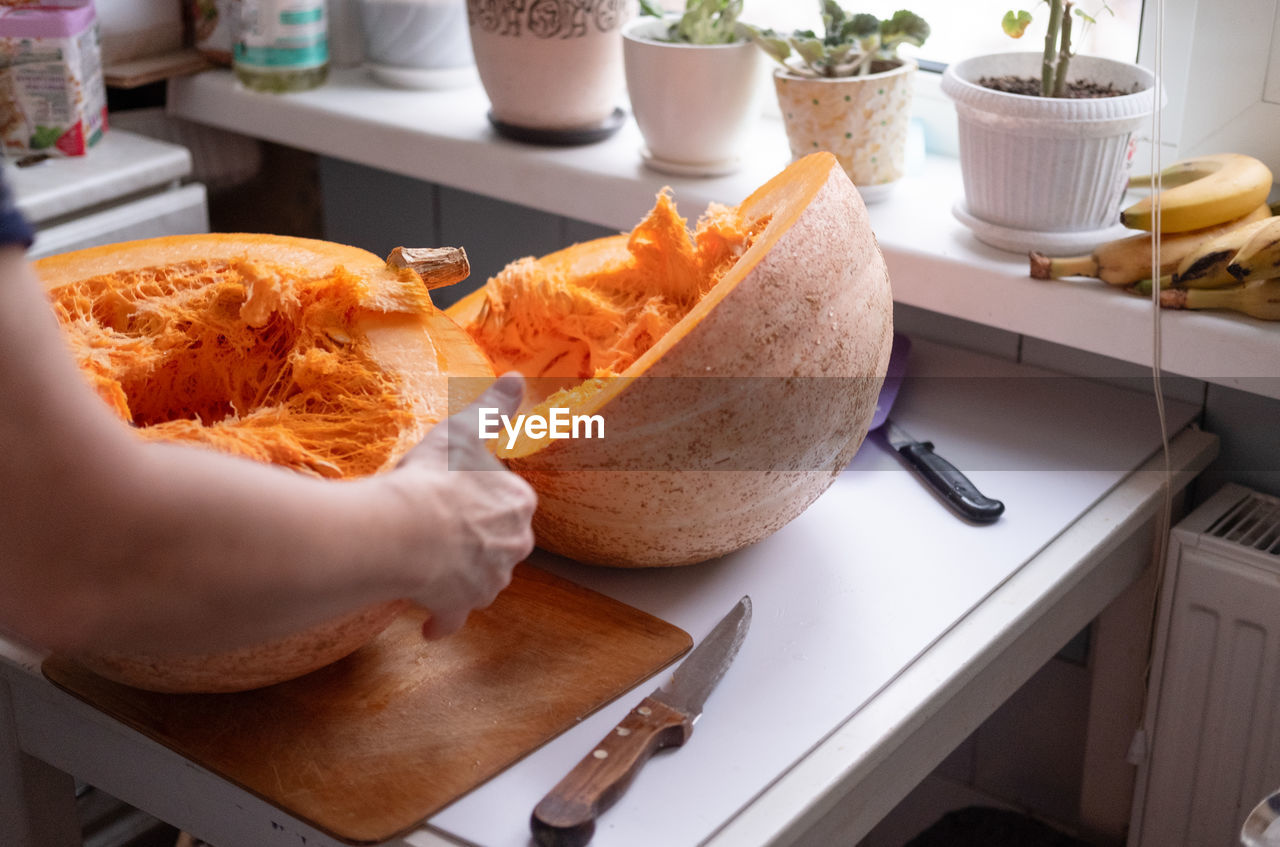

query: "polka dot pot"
left=772, top=59, right=915, bottom=201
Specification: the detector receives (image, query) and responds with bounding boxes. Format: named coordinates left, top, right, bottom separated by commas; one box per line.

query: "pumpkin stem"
left=387, top=246, right=471, bottom=289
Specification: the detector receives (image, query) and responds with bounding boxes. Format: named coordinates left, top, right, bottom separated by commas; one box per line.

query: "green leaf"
left=749, top=29, right=793, bottom=64
left=821, top=0, right=846, bottom=34
left=848, top=13, right=880, bottom=38
left=791, top=35, right=827, bottom=68
left=1074, top=9, right=1097, bottom=23
left=882, top=10, right=929, bottom=47
left=668, top=0, right=744, bottom=44
left=637, top=0, right=664, bottom=18
left=1002, top=9, right=1033, bottom=37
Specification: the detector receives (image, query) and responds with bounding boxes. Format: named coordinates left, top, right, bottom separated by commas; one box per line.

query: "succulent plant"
left=750, top=2, right=929, bottom=78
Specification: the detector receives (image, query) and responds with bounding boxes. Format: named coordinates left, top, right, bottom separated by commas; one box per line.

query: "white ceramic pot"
left=941, top=52, right=1159, bottom=239
left=773, top=60, right=916, bottom=203
left=622, top=17, right=760, bottom=176
left=466, top=0, right=635, bottom=143
left=357, top=0, right=474, bottom=88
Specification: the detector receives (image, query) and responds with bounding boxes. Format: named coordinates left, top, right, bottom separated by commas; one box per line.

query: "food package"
left=0, top=1, right=108, bottom=157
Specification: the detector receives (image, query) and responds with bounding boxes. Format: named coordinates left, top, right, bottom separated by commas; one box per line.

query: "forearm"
left=0, top=246, right=408, bottom=654
left=33, top=441, right=416, bottom=655
left=0, top=240, right=533, bottom=657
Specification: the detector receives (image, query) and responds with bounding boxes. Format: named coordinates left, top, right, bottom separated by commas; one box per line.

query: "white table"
left=1, top=339, right=1217, bottom=847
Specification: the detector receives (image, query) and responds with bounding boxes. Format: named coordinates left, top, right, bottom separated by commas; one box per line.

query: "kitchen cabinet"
left=0, top=338, right=1218, bottom=847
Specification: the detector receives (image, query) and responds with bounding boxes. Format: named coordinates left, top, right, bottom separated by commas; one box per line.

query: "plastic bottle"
left=233, top=0, right=329, bottom=93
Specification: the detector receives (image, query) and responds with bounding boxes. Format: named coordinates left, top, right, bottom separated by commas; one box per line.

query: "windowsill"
left=166, top=67, right=1280, bottom=399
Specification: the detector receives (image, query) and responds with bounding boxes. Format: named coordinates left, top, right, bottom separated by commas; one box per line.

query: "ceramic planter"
left=941, top=51, right=1159, bottom=252
left=466, top=0, right=635, bottom=144
left=773, top=59, right=916, bottom=203
left=622, top=17, right=760, bottom=176
left=357, top=0, right=474, bottom=89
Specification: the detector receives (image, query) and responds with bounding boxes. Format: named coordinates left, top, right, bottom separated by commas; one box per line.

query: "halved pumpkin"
left=448, top=152, right=893, bottom=567
left=36, top=234, right=493, bottom=692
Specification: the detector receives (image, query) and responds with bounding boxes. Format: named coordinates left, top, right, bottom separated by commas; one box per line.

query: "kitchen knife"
left=882, top=420, right=1005, bottom=523
left=531, top=595, right=752, bottom=847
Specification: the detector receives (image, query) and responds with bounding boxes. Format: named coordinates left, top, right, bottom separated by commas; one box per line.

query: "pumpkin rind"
left=450, top=153, right=893, bottom=566
left=35, top=234, right=493, bottom=692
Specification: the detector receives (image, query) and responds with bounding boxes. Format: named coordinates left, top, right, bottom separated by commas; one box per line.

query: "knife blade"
left=883, top=420, right=1005, bottom=523
left=531, top=595, right=752, bottom=847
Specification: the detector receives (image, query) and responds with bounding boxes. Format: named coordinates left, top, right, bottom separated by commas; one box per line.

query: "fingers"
left=392, top=370, right=536, bottom=641
left=401, top=371, right=528, bottom=471
left=422, top=608, right=470, bottom=640
left=450, top=371, right=525, bottom=451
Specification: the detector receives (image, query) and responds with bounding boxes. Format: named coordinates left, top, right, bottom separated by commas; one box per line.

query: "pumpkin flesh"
left=35, top=234, right=493, bottom=692
left=449, top=152, right=894, bottom=566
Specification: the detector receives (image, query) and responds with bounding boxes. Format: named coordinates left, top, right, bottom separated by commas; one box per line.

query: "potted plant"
left=750, top=2, right=930, bottom=202
left=466, top=0, right=636, bottom=145
left=940, top=1, right=1160, bottom=253
left=622, top=0, right=761, bottom=176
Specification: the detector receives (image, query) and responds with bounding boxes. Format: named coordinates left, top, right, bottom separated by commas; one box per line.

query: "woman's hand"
left=390, top=372, right=538, bottom=638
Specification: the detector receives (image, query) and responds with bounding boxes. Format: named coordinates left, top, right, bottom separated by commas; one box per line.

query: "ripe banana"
left=1029, top=203, right=1271, bottom=286
left=1160, top=277, right=1280, bottom=320
left=1121, top=153, right=1273, bottom=233
left=1172, top=214, right=1280, bottom=288
left=1227, top=215, right=1280, bottom=282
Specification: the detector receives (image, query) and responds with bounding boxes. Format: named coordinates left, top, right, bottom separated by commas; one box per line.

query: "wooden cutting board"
left=43, top=563, right=691, bottom=844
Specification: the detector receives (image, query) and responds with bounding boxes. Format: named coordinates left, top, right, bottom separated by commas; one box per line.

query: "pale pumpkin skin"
left=36, top=235, right=494, bottom=692
left=78, top=601, right=411, bottom=693
left=452, top=153, right=894, bottom=567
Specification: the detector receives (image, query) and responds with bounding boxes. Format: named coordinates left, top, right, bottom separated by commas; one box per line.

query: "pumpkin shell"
left=36, top=234, right=493, bottom=692
left=450, top=153, right=893, bottom=566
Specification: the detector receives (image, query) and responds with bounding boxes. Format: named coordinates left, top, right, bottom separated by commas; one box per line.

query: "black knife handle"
left=531, top=696, right=693, bottom=847
left=897, top=441, right=1005, bottom=524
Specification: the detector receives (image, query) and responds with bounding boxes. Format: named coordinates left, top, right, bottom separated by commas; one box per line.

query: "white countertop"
left=0, top=338, right=1217, bottom=847
left=165, top=68, right=1280, bottom=399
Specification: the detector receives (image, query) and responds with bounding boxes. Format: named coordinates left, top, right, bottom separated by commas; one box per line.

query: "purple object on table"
left=862, top=333, right=1005, bottom=524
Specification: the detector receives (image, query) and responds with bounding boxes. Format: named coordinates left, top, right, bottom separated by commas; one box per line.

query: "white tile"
left=318, top=157, right=437, bottom=262
left=894, top=303, right=1020, bottom=361
left=1020, top=335, right=1206, bottom=406
left=436, top=186, right=566, bottom=309
left=1197, top=384, right=1280, bottom=502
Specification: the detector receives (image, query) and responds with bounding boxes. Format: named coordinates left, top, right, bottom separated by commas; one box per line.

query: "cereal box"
left=0, top=1, right=108, bottom=157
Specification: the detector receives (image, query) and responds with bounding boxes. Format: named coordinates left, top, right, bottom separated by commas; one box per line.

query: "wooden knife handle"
left=531, top=696, right=693, bottom=847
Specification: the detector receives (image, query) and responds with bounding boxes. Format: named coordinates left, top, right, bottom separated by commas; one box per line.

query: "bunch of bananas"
left=1029, top=153, right=1280, bottom=320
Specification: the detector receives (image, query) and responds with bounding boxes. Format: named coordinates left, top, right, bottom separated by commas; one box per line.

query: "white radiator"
left=1131, top=483, right=1280, bottom=847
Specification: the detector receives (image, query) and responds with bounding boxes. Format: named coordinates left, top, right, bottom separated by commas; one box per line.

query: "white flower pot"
left=622, top=17, right=760, bottom=176
left=773, top=60, right=917, bottom=203
left=941, top=52, right=1159, bottom=245
left=467, top=0, right=635, bottom=144
left=357, top=0, right=474, bottom=89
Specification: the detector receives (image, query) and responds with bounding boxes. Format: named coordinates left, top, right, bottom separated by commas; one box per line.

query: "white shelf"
left=166, top=68, right=1280, bottom=399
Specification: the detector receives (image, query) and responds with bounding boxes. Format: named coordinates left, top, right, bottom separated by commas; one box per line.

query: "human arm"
left=0, top=226, right=535, bottom=656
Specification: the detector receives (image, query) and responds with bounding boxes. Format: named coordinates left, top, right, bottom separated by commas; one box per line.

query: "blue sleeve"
left=0, top=168, right=35, bottom=249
